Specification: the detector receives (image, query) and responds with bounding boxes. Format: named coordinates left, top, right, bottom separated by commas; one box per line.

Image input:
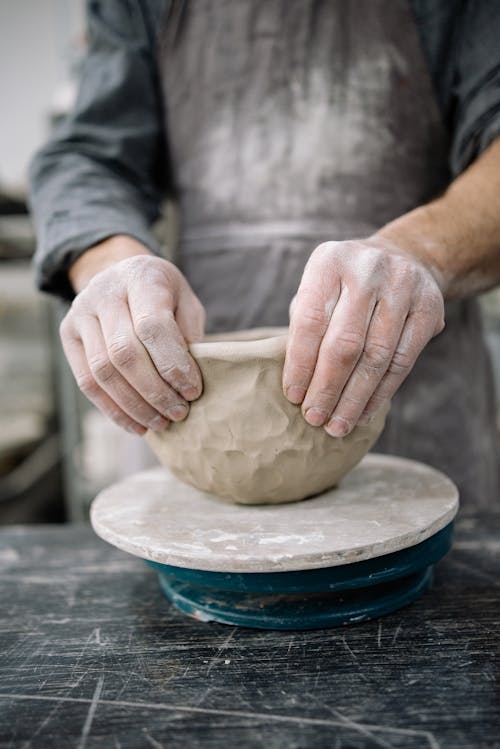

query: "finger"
left=98, top=300, right=190, bottom=422
left=324, top=298, right=407, bottom=437
left=358, top=310, right=437, bottom=423
left=77, top=315, right=170, bottom=431
left=60, top=324, right=147, bottom=435
left=175, top=285, right=206, bottom=344
left=283, top=281, right=341, bottom=405
left=128, top=282, right=203, bottom=401
left=300, top=287, right=377, bottom=426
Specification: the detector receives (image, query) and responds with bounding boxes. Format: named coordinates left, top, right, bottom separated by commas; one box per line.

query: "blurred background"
left=1, top=0, right=500, bottom=525
left=0, top=0, right=158, bottom=525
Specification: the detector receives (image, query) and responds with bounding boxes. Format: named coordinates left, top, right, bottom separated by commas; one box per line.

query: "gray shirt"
left=29, top=0, right=500, bottom=300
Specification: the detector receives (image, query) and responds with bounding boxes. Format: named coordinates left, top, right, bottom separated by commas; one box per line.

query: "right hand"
left=60, top=239, right=206, bottom=435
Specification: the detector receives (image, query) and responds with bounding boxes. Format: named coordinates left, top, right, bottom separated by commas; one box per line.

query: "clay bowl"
left=146, top=327, right=389, bottom=505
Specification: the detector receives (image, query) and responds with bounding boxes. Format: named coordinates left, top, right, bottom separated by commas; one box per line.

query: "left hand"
left=283, top=238, right=445, bottom=436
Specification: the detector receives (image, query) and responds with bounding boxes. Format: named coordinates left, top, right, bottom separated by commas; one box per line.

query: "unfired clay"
left=146, top=328, right=389, bottom=504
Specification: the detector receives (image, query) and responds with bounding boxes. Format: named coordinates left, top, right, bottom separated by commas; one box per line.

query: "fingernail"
left=304, top=407, right=329, bottom=427
left=149, top=414, right=169, bottom=431
left=325, top=416, right=351, bottom=438
left=286, top=385, right=306, bottom=404
left=167, top=404, right=188, bottom=422
left=181, top=385, right=200, bottom=401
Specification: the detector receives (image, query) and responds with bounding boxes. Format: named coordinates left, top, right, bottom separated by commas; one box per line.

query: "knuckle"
left=146, top=389, right=174, bottom=410
left=135, top=314, right=168, bottom=343
left=158, top=362, right=187, bottom=386
left=191, top=298, right=207, bottom=329
left=424, top=291, right=444, bottom=318
left=335, top=332, right=364, bottom=366
left=143, top=261, right=178, bottom=290
left=371, top=247, right=386, bottom=265
left=361, top=249, right=386, bottom=278
left=363, top=393, right=387, bottom=417
left=194, top=296, right=206, bottom=318
left=285, top=359, right=313, bottom=387
left=70, top=293, right=89, bottom=316
left=362, top=340, right=394, bottom=370
left=108, top=338, right=137, bottom=369
left=121, top=395, right=147, bottom=415
left=296, top=304, right=330, bottom=336
left=370, top=390, right=389, bottom=408
left=391, top=257, right=423, bottom=289
left=59, top=316, right=71, bottom=338
left=317, top=386, right=339, bottom=403
left=75, top=372, right=99, bottom=398
left=390, top=253, right=411, bottom=273
left=413, top=294, right=444, bottom=335
left=88, top=354, right=115, bottom=384
left=107, top=409, right=127, bottom=426
left=392, top=270, right=413, bottom=294
left=59, top=312, right=81, bottom=341
left=309, top=382, right=340, bottom=407
left=341, top=392, right=365, bottom=409
left=388, top=349, right=414, bottom=376
left=435, top=316, right=446, bottom=334
left=307, top=385, right=339, bottom=415
left=311, top=241, right=335, bottom=260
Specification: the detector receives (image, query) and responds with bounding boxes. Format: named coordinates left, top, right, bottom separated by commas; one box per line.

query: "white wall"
left=0, top=0, right=85, bottom=194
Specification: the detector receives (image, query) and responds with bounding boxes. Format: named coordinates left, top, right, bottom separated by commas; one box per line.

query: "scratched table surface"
left=0, top=516, right=499, bottom=749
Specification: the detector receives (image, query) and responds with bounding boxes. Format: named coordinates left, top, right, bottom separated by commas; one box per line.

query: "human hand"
left=283, top=238, right=445, bottom=436
left=61, top=242, right=205, bottom=435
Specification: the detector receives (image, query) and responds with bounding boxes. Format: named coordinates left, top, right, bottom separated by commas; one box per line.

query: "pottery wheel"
left=91, top=454, right=458, bottom=573
left=91, top=454, right=459, bottom=629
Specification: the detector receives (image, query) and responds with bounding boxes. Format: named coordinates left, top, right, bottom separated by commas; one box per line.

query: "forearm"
left=374, top=137, right=500, bottom=299
left=29, top=0, right=166, bottom=302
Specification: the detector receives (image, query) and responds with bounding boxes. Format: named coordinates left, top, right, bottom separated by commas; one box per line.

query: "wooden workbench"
left=0, top=514, right=499, bottom=748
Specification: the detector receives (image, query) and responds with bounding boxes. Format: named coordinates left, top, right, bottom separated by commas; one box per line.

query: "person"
left=30, top=0, right=500, bottom=507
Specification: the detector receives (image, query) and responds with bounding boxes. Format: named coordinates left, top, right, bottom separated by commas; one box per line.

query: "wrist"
left=69, top=235, right=155, bottom=293
left=370, top=208, right=448, bottom=296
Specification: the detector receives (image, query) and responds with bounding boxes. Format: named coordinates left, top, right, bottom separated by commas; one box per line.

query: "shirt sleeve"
left=449, top=0, right=500, bottom=174
left=29, top=0, right=170, bottom=300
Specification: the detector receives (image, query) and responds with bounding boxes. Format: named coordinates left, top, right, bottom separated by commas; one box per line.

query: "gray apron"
left=160, top=0, right=499, bottom=507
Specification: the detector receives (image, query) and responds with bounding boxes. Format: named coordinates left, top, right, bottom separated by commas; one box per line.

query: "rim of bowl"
left=189, top=326, right=288, bottom=360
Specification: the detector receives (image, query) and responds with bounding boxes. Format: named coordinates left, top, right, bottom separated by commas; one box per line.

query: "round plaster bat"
left=146, top=328, right=389, bottom=504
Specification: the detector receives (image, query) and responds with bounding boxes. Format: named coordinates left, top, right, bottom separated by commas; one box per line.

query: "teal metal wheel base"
left=148, top=523, right=453, bottom=630
left=91, top=457, right=459, bottom=630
